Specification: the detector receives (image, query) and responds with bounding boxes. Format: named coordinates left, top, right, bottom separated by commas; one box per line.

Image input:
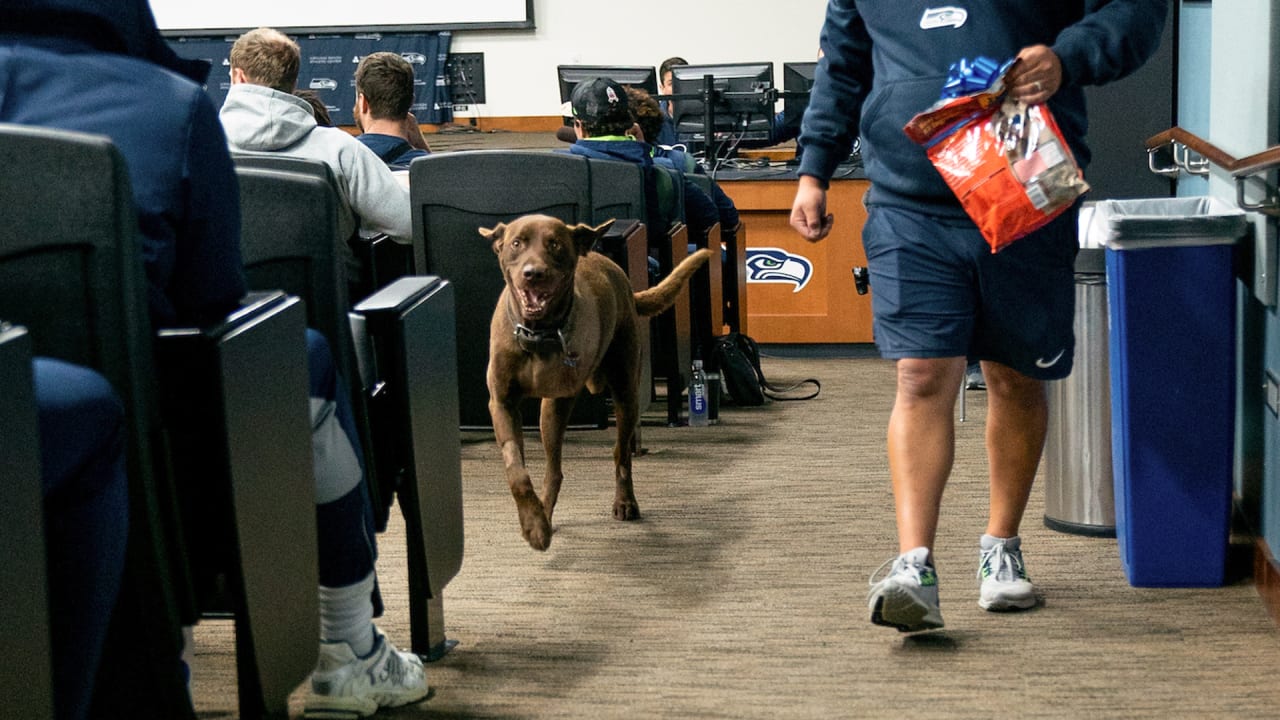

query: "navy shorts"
left=860, top=203, right=1078, bottom=380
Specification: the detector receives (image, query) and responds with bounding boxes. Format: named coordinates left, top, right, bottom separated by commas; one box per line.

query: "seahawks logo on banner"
left=745, top=248, right=813, bottom=293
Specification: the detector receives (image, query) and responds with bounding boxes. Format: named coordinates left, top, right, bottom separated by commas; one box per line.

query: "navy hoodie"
left=798, top=0, right=1168, bottom=215
left=0, top=0, right=247, bottom=327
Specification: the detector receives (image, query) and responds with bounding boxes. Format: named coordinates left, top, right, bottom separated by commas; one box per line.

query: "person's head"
left=353, top=52, right=416, bottom=129
left=659, top=56, right=688, bottom=95
left=293, top=89, right=332, bottom=126
left=625, top=86, right=663, bottom=144
left=228, top=27, right=300, bottom=93
left=570, top=77, right=633, bottom=139
left=0, top=0, right=212, bottom=83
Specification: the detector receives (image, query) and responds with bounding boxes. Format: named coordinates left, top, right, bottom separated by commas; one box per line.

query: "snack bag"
left=904, top=57, right=1089, bottom=252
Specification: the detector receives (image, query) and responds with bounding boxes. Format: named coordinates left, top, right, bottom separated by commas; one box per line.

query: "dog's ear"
left=479, top=222, right=507, bottom=255
left=568, top=218, right=614, bottom=256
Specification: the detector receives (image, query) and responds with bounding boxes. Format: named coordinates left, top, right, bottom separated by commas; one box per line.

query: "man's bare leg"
left=887, top=356, right=967, bottom=554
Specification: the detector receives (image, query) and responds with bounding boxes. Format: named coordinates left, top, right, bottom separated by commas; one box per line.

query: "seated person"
left=626, top=86, right=739, bottom=235
left=657, top=56, right=687, bottom=119
left=32, top=358, right=129, bottom=720
left=1, top=6, right=427, bottom=717
left=353, top=51, right=432, bottom=171
left=220, top=28, right=411, bottom=245
left=566, top=77, right=721, bottom=246
left=294, top=88, right=334, bottom=126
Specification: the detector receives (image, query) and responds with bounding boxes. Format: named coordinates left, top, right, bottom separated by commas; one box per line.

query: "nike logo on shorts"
left=1035, top=349, right=1066, bottom=369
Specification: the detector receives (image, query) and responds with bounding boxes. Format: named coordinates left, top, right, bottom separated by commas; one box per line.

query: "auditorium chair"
left=234, top=159, right=465, bottom=660
left=409, top=149, right=611, bottom=430
left=585, top=159, right=653, bottom=409
left=0, top=123, right=316, bottom=720
left=0, top=323, right=54, bottom=720
left=231, top=152, right=414, bottom=299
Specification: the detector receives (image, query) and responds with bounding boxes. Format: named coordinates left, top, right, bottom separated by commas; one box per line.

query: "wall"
left=447, top=0, right=830, bottom=119
left=1197, top=0, right=1280, bottom=554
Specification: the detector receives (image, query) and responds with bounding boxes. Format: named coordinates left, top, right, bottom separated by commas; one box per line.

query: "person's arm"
left=171, top=91, right=248, bottom=326
left=340, top=138, right=412, bottom=242
left=795, top=0, right=872, bottom=185
left=404, top=112, right=430, bottom=152
left=1052, top=0, right=1169, bottom=88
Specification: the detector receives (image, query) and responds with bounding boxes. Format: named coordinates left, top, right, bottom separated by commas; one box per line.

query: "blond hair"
left=229, top=27, right=300, bottom=93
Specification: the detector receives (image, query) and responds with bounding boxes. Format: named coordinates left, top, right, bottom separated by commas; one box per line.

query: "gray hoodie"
left=220, top=82, right=411, bottom=242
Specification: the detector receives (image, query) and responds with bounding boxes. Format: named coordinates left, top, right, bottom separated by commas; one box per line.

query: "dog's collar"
left=506, top=294, right=580, bottom=367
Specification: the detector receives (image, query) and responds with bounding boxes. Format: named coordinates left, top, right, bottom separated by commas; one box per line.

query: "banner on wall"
left=170, top=31, right=454, bottom=126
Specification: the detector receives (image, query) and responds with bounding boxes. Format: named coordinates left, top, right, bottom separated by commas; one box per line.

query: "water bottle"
left=689, top=358, right=709, bottom=427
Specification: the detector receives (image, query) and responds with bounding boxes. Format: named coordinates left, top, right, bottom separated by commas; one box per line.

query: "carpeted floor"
left=190, top=354, right=1280, bottom=719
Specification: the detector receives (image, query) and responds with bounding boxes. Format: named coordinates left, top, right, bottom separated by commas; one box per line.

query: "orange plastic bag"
left=904, top=62, right=1088, bottom=252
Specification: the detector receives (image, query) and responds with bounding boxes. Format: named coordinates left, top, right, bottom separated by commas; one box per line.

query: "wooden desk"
left=718, top=172, right=873, bottom=343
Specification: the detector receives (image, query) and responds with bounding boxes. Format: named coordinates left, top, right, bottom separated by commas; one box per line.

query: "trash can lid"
left=1092, top=196, right=1248, bottom=250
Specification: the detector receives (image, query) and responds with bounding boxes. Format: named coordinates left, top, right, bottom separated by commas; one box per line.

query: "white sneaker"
left=304, top=626, right=429, bottom=718
left=977, top=536, right=1037, bottom=611
left=867, top=547, right=944, bottom=632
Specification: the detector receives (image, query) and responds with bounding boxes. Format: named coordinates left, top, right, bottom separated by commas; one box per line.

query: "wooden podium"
left=717, top=172, right=874, bottom=344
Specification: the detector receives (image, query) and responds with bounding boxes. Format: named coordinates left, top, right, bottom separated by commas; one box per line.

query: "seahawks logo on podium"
left=745, top=248, right=813, bottom=293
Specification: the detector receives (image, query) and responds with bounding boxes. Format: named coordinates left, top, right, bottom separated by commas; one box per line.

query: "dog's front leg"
left=539, top=395, right=576, bottom=523
left=491, top=396, right=552, bottom=551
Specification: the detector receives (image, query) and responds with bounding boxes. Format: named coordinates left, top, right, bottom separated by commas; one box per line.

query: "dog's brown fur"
left=481, top=214, right=711, bottom=550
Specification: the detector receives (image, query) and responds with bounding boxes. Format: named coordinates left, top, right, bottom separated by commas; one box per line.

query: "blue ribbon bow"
left=940, top=56, right=1014, bottom=99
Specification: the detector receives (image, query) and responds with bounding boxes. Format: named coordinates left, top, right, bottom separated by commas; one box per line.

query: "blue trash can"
left=1094, top=197, right=1247, bottom=587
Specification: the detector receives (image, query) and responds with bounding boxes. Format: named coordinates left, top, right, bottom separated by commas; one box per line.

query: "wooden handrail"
left=1147, top=127, right=1280, bottom=216
left=1233, top=145, right=1280, bottom=179
left=1145, top=127, right=1239, bottom=171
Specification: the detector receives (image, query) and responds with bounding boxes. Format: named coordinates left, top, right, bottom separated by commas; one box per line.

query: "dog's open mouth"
left=516, top=283, right=560, bottom=321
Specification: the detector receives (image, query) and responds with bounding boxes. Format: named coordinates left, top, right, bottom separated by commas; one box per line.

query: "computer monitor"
left=669, top=62, right=775, bottom=149
left=557, top=65, right=659, bottom=124
left=781, top=62, right=818, bottom=140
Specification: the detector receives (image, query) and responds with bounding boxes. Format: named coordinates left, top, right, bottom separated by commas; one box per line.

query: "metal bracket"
left=1235, top=172, right=1280, bottom=217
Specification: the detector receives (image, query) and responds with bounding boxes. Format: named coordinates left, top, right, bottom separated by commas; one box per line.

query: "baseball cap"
left=570, top=77, right=631, bottom=127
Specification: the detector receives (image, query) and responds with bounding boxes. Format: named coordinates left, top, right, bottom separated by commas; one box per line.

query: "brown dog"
left=481, top=214, right=712, bottom=550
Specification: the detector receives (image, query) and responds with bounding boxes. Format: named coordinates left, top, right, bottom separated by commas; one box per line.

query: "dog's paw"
left=517, top=497, right=553, bottom=551
left=612, top=499, right=641, bottom=521
left=522, top=516, right=553, bottom=551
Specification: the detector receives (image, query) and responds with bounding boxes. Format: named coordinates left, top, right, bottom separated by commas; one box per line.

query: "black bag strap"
left=736, top=334, right=821, bottom=401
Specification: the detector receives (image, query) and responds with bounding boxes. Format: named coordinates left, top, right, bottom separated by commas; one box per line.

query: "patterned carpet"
left=191, top=353, right=1280, bottom=719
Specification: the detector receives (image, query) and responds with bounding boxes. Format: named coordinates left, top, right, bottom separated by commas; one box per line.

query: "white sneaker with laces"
left=867, top=547, right=944, bottom=632
left=304, top=626, right=429, bottom=718
left=977, top=535, right=1037, bottom=611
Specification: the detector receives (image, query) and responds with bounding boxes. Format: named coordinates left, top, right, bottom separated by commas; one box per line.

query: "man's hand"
left=404, top=112, right=431, bottom=151
left=790, top=175, right=834, bottom=241
left=1005, top=45, right=1063, bottom=104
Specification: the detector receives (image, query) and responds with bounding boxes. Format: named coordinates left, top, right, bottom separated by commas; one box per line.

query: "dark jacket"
left=356, top=132, right=430, bottom=171
left=0, top=0, right=246, bottom=327
left=797, top=0, right=1168, bottom=215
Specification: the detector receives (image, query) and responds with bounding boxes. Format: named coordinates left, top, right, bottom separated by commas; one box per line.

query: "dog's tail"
left=633, top=248, right=713, bottom=317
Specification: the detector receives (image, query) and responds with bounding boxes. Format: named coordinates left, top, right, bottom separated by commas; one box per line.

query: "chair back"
left=410, top=150, right=606, bottom=429
left=0, top=122, right=193, bottom=718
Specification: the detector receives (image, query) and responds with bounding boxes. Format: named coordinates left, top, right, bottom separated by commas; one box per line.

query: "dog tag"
left=563, top=352, right=579, bottom=368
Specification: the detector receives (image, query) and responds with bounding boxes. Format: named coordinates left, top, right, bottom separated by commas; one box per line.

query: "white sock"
left=981, top=534, right=1020, bottom=551
left=318, top=572, right=376, bottom=657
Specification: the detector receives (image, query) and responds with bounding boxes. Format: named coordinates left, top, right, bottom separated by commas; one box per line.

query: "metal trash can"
left=1044, top=204, right=1115, bottom=537
left=1097, top=196, right=1247, bottom=587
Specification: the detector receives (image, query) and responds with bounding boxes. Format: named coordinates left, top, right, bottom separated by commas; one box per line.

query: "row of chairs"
left=0, top=124, right=464, bottom=718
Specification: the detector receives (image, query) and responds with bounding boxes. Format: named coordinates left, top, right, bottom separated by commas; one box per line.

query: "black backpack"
left=709, top=333, right=820, bottom=406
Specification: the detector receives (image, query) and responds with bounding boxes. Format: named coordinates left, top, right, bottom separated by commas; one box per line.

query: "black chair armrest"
left=153, top=291, right=319, bottom=714
left=0, top=323, right=55, bottom=720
